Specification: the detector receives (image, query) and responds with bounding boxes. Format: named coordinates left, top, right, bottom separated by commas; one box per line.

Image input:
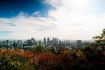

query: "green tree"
left=93, top=28, right=105, bottom=50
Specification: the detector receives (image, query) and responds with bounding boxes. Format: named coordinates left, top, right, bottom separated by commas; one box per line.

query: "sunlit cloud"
left=0, top=0, right=105, bottom=40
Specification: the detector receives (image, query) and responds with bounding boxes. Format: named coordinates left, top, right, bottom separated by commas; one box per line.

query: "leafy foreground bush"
left=0, top=48, right=105, bottom=70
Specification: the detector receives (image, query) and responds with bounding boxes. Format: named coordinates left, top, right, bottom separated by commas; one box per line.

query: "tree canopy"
left=93, top=28, right=105, bottom=50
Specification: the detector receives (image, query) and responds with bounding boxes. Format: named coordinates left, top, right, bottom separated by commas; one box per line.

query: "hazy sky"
left=0, top=0, right=105, bottom=40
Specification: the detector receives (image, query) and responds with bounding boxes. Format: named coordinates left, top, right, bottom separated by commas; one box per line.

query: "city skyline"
left=0, top=0, right=105, bottom=40
left=0, top=37, right=87, bottom=49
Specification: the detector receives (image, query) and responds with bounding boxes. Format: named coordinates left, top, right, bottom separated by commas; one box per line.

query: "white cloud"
left=46, top=0, right=105, bottom=40
left=0, top=0, right=105, bottom=40
left=0, top=13, right=57, bottom=39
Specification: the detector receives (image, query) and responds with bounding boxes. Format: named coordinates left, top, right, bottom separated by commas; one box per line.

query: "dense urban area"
left=0, top=37, right=90, bottom=49
left=0, top=29, right=105, bottom=70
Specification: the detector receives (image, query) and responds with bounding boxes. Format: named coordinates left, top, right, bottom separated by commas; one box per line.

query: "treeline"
left=0, top=44, right=105, bottom=70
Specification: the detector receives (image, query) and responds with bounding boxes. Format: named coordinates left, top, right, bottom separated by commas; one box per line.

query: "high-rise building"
left=44, top=37, right=46, bottom=44
left=76, top=40, right=82, bottom=48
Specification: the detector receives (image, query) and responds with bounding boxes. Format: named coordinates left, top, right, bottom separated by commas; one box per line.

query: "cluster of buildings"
left=0, top=37, right=90, bottom=49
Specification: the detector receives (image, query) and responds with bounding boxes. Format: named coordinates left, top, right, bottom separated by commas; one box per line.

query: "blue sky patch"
left=6, top=23, right=16, bottom=26
left=0, top=0, right=51, bottom=17
left=0, top=31, right=13, bottom=34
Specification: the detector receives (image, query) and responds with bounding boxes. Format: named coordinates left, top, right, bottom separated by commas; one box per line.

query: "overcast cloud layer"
left=0, top=0, right=105, bottom=40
